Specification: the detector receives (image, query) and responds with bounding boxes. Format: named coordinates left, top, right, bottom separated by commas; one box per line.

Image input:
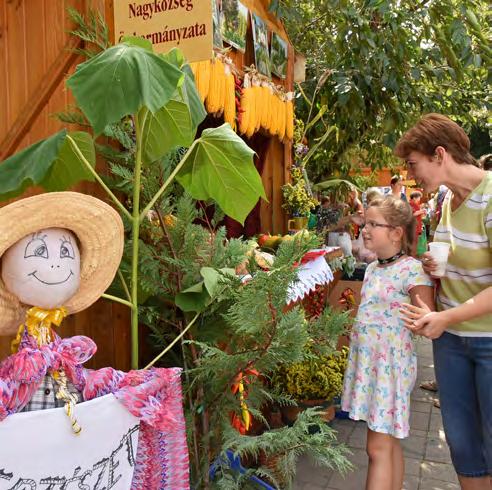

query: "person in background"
left=409, top=191, right=427, bottom=256
left=365, top=188, right=383, bottom=206
left=342, top=196, right=434, bottom=490
left=390, top=175, right=407, bottom=201
left=347, top=187, right=365, bottom=239
left=397, top=113, right=492, bottom=490
left=316, top=194, right=359, bottom=256
left=478, top=153, right=492, bottom=171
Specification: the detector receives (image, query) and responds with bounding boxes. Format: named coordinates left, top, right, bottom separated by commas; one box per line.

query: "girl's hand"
left=400, top=294, right=431, bottom=328
left=401, top=294, right=448, bottom=339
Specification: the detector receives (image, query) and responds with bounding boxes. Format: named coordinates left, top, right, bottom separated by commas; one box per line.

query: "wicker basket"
left=258, top=451, right=288, bottom=489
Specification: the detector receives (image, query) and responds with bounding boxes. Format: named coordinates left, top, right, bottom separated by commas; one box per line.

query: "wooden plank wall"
left=0, top=0, right=131, bottom=370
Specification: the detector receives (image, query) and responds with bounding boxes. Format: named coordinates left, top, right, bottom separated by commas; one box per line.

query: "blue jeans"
left=433, top=332, right=492, bottom=477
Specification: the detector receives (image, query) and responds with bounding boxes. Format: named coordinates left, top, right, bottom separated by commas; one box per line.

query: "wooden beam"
left=0, top=37, right=82, bottom=161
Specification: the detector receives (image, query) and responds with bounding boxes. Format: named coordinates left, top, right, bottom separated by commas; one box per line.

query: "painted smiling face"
left=1, top=228, right=81, bottom=309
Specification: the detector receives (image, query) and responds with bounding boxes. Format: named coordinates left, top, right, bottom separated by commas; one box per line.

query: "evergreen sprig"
left=217, top=409, right=353, bottom=489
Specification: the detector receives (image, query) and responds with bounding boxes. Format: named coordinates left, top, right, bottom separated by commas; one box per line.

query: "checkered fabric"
left=21, top=375, right=82, bottom=412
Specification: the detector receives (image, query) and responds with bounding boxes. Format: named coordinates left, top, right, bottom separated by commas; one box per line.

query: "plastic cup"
left=428, top=242, right=450, bottom=277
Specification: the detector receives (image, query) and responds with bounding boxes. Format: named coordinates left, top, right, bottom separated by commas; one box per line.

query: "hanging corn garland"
left=206, top=57, right=223, bottom=114
left=285, top=91, right=295, bottom=141
left=191, top=59, right=294, bottom=142
left=190, top=59, right=212, bottom=103
left=191, top=54, right=239, bottom=130
left=277, top=91, right=287, bottom=141
left=239, top=73, right=254, bottom=136
left=223, top=61, right=237, bottom=130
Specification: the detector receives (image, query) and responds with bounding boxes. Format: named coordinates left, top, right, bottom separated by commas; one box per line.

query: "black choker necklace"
left=378, top=250, right=405, bottom=265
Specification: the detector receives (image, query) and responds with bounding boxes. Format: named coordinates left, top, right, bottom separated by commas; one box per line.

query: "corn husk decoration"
left=190, top=60, right=211, bottom=103
left=239, top=73, right=253, bottom=135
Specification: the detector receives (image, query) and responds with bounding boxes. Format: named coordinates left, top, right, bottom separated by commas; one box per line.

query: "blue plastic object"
left=335, top=409, right=350, bottom=419
left=209, top=449, right=277, bottom=489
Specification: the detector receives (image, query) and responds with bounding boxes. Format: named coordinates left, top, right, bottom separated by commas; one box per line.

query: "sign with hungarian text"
left=113, top=0, right=213, bottom=62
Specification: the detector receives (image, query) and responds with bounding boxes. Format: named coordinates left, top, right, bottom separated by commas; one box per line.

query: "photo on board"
left=270, top=32, right=288, bottom=79
left=252, top=13, right=271, bottom=77
left=212, top=0, right=223, bottom=48
left=220, top=0, right=248, bottom=53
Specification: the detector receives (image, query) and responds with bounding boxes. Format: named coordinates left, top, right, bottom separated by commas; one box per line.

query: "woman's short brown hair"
left=395, top=113, right=477, bottom=166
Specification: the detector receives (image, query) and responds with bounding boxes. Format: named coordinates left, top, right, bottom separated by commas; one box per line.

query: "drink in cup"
left=428, top=242, right=450, bottom=277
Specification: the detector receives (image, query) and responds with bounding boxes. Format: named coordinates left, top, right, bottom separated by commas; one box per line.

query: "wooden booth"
left=0, top=0, right=295, bottom=368
left=215, top=0, right=295, bottom=237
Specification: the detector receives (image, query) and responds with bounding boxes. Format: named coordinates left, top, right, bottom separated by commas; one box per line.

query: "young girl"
left=341, top=196, right=434, bottom=490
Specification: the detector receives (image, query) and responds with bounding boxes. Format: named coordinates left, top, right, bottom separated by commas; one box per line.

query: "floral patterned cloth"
left=0, top=330, right=190, bottom=489
left=341, top=257, right=432, bottom=438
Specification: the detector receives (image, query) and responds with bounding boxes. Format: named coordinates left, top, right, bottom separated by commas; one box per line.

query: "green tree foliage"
left=271, top=0, right=490, bottom=180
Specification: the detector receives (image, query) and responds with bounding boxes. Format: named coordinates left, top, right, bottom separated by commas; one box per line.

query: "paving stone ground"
left=293, top=338, right=459, bottom=490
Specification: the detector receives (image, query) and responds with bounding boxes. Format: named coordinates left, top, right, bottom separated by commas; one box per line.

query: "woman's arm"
left=401, top=286, right=492, bottom=339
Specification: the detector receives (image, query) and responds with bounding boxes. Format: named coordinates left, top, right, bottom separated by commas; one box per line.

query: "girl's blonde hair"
left=365, top=189, right=382, bottom=206
left=367, top=196, right=416, bottom=254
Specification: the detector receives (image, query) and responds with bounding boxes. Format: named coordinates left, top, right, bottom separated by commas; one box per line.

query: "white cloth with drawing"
left=0, top=394, right=139, bottom=489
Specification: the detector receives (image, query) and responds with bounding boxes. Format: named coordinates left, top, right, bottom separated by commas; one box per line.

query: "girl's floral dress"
left=341, top=257, right=432, bottom=438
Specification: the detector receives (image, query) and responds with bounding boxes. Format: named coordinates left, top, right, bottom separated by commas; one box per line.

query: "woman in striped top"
left=397, top=114, right=492, bottom=490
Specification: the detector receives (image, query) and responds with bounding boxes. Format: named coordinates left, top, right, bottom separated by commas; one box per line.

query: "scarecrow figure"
left=0, top=192, right=189, bottom=489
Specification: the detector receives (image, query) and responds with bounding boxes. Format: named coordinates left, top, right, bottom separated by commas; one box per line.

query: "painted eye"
left=24, top=238, right=49, bottom=259
left=60, top=242, right=75, bottom=259
left=35, top=245, right=47, bottom=257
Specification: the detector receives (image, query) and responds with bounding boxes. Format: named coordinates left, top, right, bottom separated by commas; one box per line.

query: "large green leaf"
left=176, top=124, right=265, bottom=225
left=120, top=35, right=153, bottom=51
left=160, top=47, right=186, bottom=67
left=161, top=48, right=207, bottom=133
left=43, top=132, right=96, bottom=190
left=66, top=43, right=184, bottom=135
left=0, top=130, right=96, bottom=201
left=200, top=267, right=236, bottom=297
left=174, top=267, right=236, bottom=312
left=175, top=281, right=210, bottom=312
left=179, top=64, right=207, bottom=132
left=139, top=100, right=194, bottom=165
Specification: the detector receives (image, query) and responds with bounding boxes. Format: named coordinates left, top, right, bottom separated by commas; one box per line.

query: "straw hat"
left=0, top=192, right=124, bottom=335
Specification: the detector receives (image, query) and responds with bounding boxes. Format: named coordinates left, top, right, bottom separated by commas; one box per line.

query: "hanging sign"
left=113, top=0, right=213, bottom=62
